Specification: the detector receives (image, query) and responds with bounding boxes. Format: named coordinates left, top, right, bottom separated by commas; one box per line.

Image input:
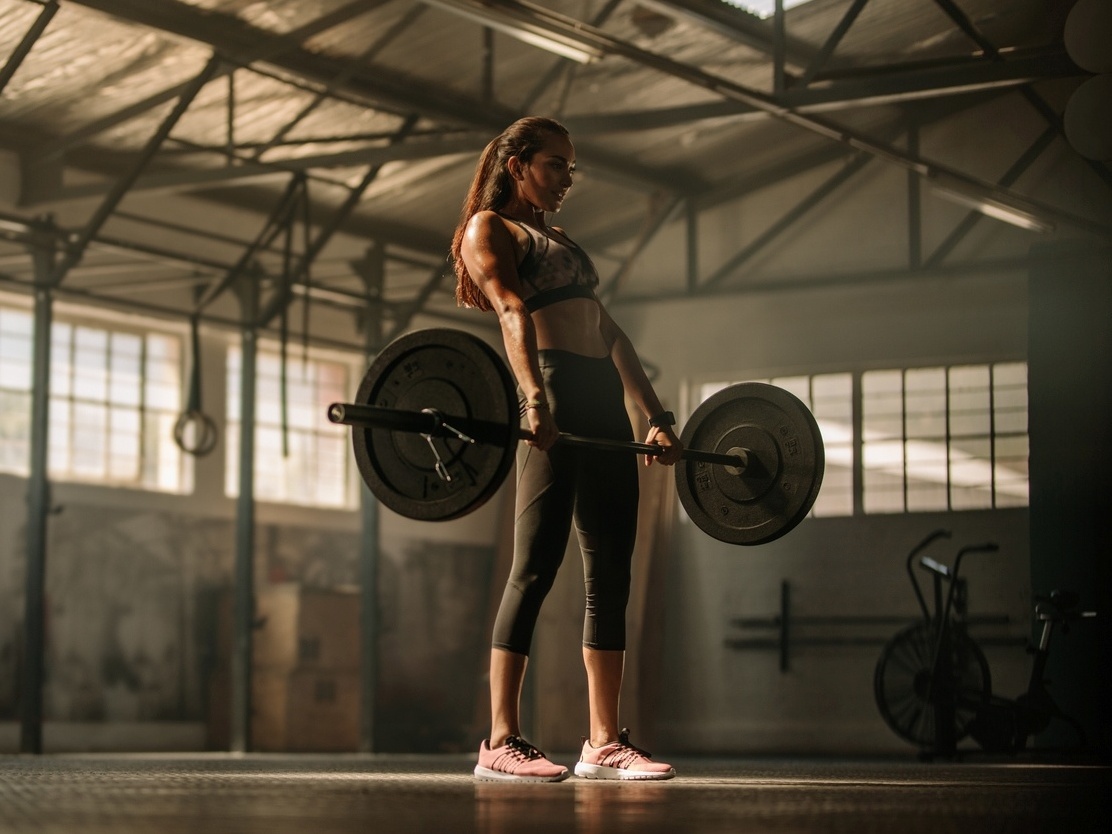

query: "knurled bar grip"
left=328, top=402, right=747, bottom=470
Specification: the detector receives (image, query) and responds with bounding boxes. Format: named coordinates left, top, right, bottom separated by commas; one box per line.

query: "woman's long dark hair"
left=451, top=117, right=569, bottom=310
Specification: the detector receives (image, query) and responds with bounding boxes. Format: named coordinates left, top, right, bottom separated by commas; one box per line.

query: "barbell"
left=328, top=328, right=825, bottom=546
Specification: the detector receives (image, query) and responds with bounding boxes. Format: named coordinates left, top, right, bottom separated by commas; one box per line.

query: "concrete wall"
left=0, top=319, right=508, bottom=753
left=551, top=268, right=1035, bottom=755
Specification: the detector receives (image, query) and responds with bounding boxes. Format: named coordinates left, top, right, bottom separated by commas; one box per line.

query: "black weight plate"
left=352, top=328, right=518, bottom=521
left=675, top=382, right=825, bottom=545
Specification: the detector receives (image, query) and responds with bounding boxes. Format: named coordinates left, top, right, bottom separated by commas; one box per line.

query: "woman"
left=453, top=117, right=681, bottom=782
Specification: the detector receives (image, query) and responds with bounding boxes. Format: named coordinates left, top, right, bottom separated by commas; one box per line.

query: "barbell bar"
left=330, top=328, right=824, bottom=545
left=327, top=402, right=748, bottom=470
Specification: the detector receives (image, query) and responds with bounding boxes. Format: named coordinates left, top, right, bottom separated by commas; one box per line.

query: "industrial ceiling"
left=0, top=0, right=1107, bottom=352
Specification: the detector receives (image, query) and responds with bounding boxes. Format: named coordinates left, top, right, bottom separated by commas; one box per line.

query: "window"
left=721, top=1, right=816, bottom=19
left=862, top=363, right=1028, bottom=514
left=225, top=346, right=355, bottom=509
left=0, top=301, right=189, bottom=492
left=691, top=361, right=1028, bottom=518
left=695, top=372, right=852, bottom=518
left=0, top=307, right=33, bottom=473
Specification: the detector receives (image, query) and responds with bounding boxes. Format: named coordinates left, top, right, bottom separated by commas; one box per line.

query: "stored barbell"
left=327, top=328, right=825, bottom=545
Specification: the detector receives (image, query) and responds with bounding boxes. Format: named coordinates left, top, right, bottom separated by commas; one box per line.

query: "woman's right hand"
left=525, top=405, right=559, bottom=451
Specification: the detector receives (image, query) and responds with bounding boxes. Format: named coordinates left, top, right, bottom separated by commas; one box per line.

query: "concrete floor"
left=0, top=753, right=1108, bottom=833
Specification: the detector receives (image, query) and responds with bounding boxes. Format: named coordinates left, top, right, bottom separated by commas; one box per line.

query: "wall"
left=529, top=266, right=1035, bottom=756
left=0, top=257, right=1064, bottom=757
left=0, top=319, right=507, bottom=753
left=1027, top=242, right=1111, bottom=755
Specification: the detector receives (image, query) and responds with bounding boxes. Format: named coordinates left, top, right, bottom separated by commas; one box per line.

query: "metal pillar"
left=20, top=228, right=56, bottom=754
left=685, top=201, right=699, bottom=293
left=230, top=272, right=259, bottom=753
left=908, top=118, right=922, bottom=270
left=355, top=243, right=385, bottom=752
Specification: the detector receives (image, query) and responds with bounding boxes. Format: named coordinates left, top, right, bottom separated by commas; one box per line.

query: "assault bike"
left=873, top=530, right=1096, bottom=758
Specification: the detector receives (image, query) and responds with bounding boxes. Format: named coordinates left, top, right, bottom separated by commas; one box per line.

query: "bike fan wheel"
left=873, top=622, right=992, bottom=748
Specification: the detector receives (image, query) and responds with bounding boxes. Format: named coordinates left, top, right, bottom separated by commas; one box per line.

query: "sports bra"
left=500, top=215, right=599, bottom=313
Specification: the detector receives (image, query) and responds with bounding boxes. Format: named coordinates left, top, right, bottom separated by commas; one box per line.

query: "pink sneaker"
left=473, top=735, right=569, bottom=782
left=574, top=729, right=675, bottom=781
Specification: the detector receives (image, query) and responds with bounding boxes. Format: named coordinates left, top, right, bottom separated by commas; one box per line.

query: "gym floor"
left=0, top=753, right=1107, bottom=833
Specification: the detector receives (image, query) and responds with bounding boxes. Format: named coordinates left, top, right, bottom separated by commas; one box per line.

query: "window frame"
left=0, top=294, right=192, bottom=494
left=686, top=359, right=1029, bottom=519
left=224, top=337, right=361, bottom=511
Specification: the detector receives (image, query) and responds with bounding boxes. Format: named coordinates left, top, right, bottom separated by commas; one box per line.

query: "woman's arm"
left=460, top=211, right=558, bottom=450
left=597, top=302, right=683, bottom=466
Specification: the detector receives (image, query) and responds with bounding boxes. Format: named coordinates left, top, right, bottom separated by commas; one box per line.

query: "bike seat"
left=1035, top=589, right=1080, bottom=620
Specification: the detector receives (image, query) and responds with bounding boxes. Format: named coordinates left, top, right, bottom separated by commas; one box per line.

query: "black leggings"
left=491, top=350, right=639, bottom=655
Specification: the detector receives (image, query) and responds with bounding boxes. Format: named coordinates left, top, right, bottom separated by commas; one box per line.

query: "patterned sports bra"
left=501, top=215, right=599, bottom=313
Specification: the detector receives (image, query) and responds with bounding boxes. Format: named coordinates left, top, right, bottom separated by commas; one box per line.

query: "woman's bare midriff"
left=531, top=298, right=609, bottom=358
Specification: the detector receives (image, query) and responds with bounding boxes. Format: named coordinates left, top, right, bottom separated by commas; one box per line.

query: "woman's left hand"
left=644, top=425, right=683, bottom=467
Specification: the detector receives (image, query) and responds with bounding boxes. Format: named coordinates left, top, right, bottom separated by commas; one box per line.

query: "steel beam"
left=46, top=54, right=222, bottom=287
left=908, top=117, right=922, bottom=271
left=701, top=152, right=874, bottom=291
left=634, top=0, right=818, bottom=71
left=0, top=0, right=58, bottom=97
left=926, top=124, right=1058, bottom=268
left=253, top=4, right=428, bottom=161
left=28, top=1, right=384, bottom=163
left=380, top=262, right=452, bottom=346
left=194, top=174, right=312, bottom=314
left=41, top=135, right=488, bottom=204
left=561, top=49, right=1077, bottom=134
left=256, top=117, right=419, bottom=329
left=441, top=0, right=1106, bottom=238
left=599, top=192, right=683, bottom=302
left=798, top=0, right=869, bottom=87
left=62, top=0, right=671, bottom=194
left=612, top=253, right=1034, bottom=306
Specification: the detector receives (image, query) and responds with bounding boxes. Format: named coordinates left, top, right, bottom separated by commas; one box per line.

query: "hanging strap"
left=173, top=314, right=218, bottom=456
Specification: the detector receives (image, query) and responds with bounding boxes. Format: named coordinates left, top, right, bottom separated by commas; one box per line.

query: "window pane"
left=71, top=401, right=106, bottom=477
left=862, top=370, right=903, bottom=439
left=994, top=363, right=1027, bottom=434
left=864, top=467, right=904, bottom=514
left=109, top=333, right=143, bottom=407
left=770, top=375, right=809, bottom=401
left=49, top=322, right=72, bottom=398
left=145, top=334, right=181, bottom=411
left=698, top=382, right=731, bottom=404
left=1, top=307, right=34, bottom=395
left=809, top=373, right=852, bottom=518
left=225, top=345, right=354, bottom=508
left=0, top=390, right=31, bottom=473
left=906, top=437, right=948, bottom=507
left=319, top=362, right=348, bottom=402
left=0, top=305, right=187, bottom=493
left=905, top=368, right=945, bottom=439
left=949, top=365, right=990, bottom=437
left=47, top=397, right=72, bottom=473
left=857, top=369, right=902, bottom=514
left=73, top=327, right=108, bottom=401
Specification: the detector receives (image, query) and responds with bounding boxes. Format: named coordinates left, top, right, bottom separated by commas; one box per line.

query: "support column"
left=355, top=243, right=385, bottom=752
left=230, top=272, right=259, bottom=753
left=20, top=229, right=56, bottom=754
left=1027, top=242, right=1112, bottom=755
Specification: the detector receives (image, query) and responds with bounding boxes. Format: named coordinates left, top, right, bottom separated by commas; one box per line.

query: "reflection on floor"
left=0, top=753, right=1107, bottom=833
